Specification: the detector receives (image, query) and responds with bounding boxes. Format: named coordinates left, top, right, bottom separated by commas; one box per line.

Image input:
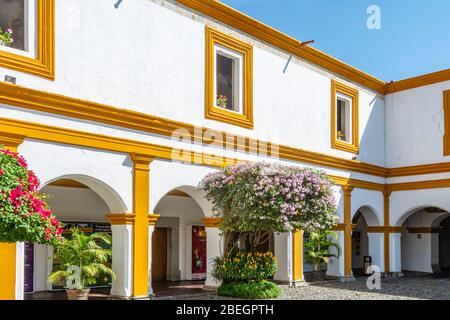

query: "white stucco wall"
left=385, top=81, right=450, bottom=168
left=0, top=0, right=385, bottom=167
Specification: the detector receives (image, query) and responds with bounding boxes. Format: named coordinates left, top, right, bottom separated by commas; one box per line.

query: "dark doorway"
left=439, top=217, right=450, bottom=273
left=152, top=228, right=168, bottom=281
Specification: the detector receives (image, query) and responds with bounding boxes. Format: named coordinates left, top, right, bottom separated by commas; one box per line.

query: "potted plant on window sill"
left=336, top=130, right=346, bottom=141
left=0, top=28, right=13, bottom=47
left=305, top=230, right=340, bottom=281
left=48, top=228, right=115, bottom=300
left=217, top=95, right=229, bottom=109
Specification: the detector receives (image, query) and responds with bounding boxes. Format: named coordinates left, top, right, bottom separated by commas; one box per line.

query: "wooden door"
left=152, top=228, right=168, bottom=281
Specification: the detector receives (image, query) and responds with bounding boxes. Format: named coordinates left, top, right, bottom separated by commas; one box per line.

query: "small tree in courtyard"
left=200, top=162, right=338, bottom=299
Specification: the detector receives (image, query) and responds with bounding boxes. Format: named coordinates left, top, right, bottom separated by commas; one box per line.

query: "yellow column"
left=130, top=153, right=154, bottom=299
left=292, top=230, right=304, bottom=283
left=383, top=191, right=391, bottom=273
left=0, top=133, right=25, bottom=300
left=343, top=186, right=354, bottom=277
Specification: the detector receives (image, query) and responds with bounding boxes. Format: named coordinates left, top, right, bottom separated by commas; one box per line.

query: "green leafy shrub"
left=217, top=280, right=281, bottom=299
left=305, top=230, right=340, bottom=272
left=48, top=228, right=115, bottom=289
left=212, top=251, right=277, bottom=283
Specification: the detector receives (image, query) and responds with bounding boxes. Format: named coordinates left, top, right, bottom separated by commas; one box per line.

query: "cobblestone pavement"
left=180, top=276, right=450, bottom=300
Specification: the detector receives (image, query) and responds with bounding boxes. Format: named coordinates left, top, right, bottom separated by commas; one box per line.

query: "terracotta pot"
left=66, top=288, right=91, bottom=300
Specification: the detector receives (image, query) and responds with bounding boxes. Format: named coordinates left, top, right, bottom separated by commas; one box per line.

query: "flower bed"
left=0, top=148, right=62, bottom=244
left=213, top=251, right=277, bottom=283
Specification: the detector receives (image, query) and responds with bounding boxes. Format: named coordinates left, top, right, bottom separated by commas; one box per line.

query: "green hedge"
left=217, top=280, right=281, bottom=299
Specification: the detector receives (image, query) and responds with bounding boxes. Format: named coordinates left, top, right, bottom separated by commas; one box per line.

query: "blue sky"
left=220, top=0, right=450, bottom=81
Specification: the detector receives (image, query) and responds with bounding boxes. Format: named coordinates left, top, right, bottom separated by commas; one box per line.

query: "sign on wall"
left=191, top=226, right=207, bottom=280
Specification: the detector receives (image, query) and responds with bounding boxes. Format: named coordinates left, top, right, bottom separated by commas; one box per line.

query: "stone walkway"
left=183, top=276, right=450, bottom=300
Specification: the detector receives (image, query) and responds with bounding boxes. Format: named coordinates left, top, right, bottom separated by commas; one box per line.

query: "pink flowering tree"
left=0, top=147, right=63, bottom=244
left=200, top=162, right=338, bottom=255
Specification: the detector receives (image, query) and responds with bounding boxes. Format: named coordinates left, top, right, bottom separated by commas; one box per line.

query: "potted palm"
left=305, top=230, right=340, bottom=281
left=48, top=228, right=115, bottom=300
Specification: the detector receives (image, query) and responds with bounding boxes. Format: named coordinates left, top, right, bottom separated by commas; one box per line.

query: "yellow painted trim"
left=106, top=214, right=136, bottom=225
left=202, top=217, right=222, bottom=228
left=7, top=115, right=450, bottom=196
left=0, top=132, right=25, bottom=152
left=331, top=80, right=359, bottom=154
left=131, top=153, right=154, bottom=298
left=366, top=226, right=403, bottom=233
left=386, top=69, right=450, bottom=94
left=177, top=0, right=386, bottom=94
left=0, top=82, right=388, bottom=177
left=148, top=214, right=160, bottom=226
left=332, top=223, right=357, bottom=231
left=0, top=243, right=16, bottom=300
left=343, top=186, right=353, bottom=277
left=0, top=116, right=237, bottom=168
left=0, top=0, right=54, bottom=79
left=292, top=230, right=303, bottom=282
left=444, top=90, right=450, bottom=156
left=205, top=27, right=253, bottom=129
left=48, top=179, right=89, bottom=189
left=387, top=161, right=450, bottom=178
left=387, top=178, right=450, bottom=192
left=406, top=227, right=441, bottom=234
left=330, top=175, right=385, bottom=191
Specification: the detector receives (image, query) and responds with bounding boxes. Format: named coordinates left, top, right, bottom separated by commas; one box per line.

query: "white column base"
left=273, top=232, right=292, bottom=284
left=368, top=233, right=385, bottom=273
left=148, top=224, right=155, bottom=297
left=110, top=225, right=133, bottom=298
left=326, top=231, right=345, bottom=278
left=15, top=242, right=25, bottom=301
left=205, top=227, right=222, bottom=288
left=390, top=233, right=402, bottom=273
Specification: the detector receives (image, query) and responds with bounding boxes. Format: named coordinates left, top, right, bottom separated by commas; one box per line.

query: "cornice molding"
left=107, top=214, right=136, bottom=225
left=386, top=69, right=450, bottom=94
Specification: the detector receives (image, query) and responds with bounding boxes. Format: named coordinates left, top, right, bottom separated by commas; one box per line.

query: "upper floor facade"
left=0, top=0, right=449, bottom=181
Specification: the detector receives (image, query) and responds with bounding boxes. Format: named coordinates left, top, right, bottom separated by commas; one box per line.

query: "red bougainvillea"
left=0, top=147, right=63, bottom=244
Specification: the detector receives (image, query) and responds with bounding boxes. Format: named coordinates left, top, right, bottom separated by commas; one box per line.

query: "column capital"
left=383, top=190, right=392, bottom=198
left=343, top=186, right=354, bottom=195
left=107, top=213, right=136, bottom=225
left=131, top=153, right=155, bottom=167
left=0, top=132, right=26, bottom=152
left=148, top=214, right=160, bottom=226
left=202, top=217, right=222, bottom=228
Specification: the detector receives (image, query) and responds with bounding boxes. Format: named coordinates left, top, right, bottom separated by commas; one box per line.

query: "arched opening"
left=351, top=206, right=381, bottom=276
left=24, top=176, right=126, bottom=298
left=151, top=187, right=209, bottom=296
left=399, top=207, right=450, bottom=275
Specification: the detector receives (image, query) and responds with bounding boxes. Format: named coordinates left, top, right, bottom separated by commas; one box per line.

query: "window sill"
left=205, top=105, right=254, bottom=129
left=332, top=139, right=359, bottom=154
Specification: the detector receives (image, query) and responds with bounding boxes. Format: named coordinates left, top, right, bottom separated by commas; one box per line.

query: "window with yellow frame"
left=0, top=0, right=54, bottom=79
left=331, top=80, right=359, bottom=154
left=205, top=27, right=253, bottom=129
left=443, top=90, right=450, bottom=155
